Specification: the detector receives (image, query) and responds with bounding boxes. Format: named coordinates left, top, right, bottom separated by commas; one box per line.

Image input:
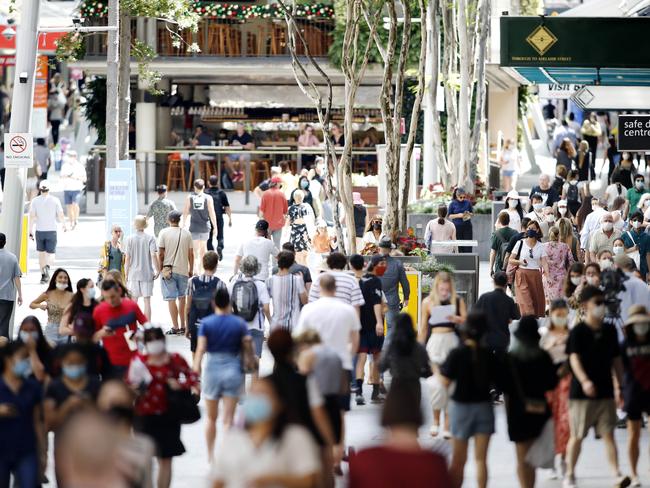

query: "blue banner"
left=117, top=159, right=138, bottom=226
left=105, top=168, right=134, bottom=240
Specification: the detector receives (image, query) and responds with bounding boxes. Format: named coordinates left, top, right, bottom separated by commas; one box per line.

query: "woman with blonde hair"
left=102, top=269, right=132, bottom=299
left=419, top=272, right=466, bottom=438
left=576, top=139, right=593, bottom=182
left=543, top=226, right=574, bottom=302
left=557, top=217, right=579, bottom=262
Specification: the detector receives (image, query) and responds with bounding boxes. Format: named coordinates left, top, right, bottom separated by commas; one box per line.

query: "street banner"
left=617, top=115, right=650, bottom=152
left=32, top=55, right=48, bottom=138
left=105, top=168, right=135, bottom=240
left=4, top=132, right=33, bottom=168
left=117, top=159, right=138, bottom=230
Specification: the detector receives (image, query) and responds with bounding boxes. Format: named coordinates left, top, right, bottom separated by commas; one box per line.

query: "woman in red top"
left=128, top=327, right=198, bottom=488
left=349, top=381, right=452, bottom=488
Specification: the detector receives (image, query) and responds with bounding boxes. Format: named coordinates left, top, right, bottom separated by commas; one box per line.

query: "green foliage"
left=81, top=77, right=107, bottom=145
left=519, top=0, right=542, bottom=15
left=131, top=39, right=163, bottom=95
left=122, top=0, right=200, bottom=30
left=413, top=256, right=456, bottom=275
left=55, top=32, right=86, bottom=63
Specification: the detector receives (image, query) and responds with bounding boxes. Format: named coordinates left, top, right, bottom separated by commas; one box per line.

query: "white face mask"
left=591, top=304, right=606, bottom=321
left=533, top=203, right=544, bottom=211
left=633, top=323, right=650, bottom=336
left=571, top=276, right=582, bottom=286
left=55, top=283, right=68, bottom=291
left=586, top=276, right=599, bottom=286
left=545, top=214, right=555, bottom=223
left=551, top=315, right=568, bottom=328
left=146, top=340, right=166, bottom=355
left=613, top=246, right=625, bottom=255
left=601, top=222, right=614, bottom=232
left=558, top=207, right=567, bottom=216
left=599, top=259, right=612, bottom=270
left=633, top=221, right=642, bottom=230
left=636, top=181, right=645, bottom=190
left=508, top=200, right=518, bottom=209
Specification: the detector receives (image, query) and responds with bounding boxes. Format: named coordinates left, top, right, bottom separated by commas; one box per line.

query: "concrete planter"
left=406, top=213, right=492, bottom=261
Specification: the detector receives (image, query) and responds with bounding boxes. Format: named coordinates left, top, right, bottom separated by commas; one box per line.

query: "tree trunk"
left=428, top=2, right=449, bottom=187
left=105, top=0, right=120, bottom=168
left=457, top=0, right=471, bottom=189
left=118, top=10, right=132, bottom=162
left=469, top=0, right=490, bottom=183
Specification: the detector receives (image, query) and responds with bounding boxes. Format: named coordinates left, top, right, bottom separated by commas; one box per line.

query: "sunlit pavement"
left=12, top=214, right=650, bottom=487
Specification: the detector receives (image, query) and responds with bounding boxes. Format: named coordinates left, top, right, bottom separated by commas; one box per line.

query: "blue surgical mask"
left=62, top=364, right=87, bottom=380
left=12, top=358, right=32, bottom=378
left=85, top=287, right=97, bottom=300
left=243, top=394, right=273, bottom=424
left=18, top=331, right=39, bottom=343
left=300, top=180, right=309, bottom=190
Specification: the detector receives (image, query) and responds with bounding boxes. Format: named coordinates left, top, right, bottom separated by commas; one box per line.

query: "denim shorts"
left=35, top=231, right=57, bottom=254
left=202, top=353, right=243, bottom=400
left=249, top=328, right=264, bottom=359
left=64, top=190, right=81, bottom=205
left=449, top=400, right=495, bottom=440
left=44, top=323, right=67, bottom=346
left=161, top=273, right=189, bottom=301
left=502, top=170, right=515, bottom=177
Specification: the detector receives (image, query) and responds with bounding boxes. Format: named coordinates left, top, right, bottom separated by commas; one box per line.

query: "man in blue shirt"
left=376, top=237, right=409, bottom=347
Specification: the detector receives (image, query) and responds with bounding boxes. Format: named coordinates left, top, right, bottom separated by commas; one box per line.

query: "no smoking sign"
left=3, top=132, right=33, bottom=168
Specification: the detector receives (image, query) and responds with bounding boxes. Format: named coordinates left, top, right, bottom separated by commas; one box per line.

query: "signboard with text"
left=617, top=115, right=650, bottom=152
left=538, top=84, right=584, bottom=99
left=4, top=132, right=33, bottom=168
left=500, top=17, right=650, bottom=68
left=117, top=159, right=138, bottom=238
left=105, top=168, right=135, bottom=240
left=32, top=55, right=48, bottom=138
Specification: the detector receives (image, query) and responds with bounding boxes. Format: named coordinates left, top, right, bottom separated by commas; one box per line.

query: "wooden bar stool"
left=255, top=159, right=271, bottom=187
left=270, top=23, right=286, bottom=55
left=166, top=154, right=187, bottom=191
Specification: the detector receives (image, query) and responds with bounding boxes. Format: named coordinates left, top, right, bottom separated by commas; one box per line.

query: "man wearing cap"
left=29, top=180, right=66, bottom=284
left=376, top=237, right=409, bottom=345
left=60, top=150, right=86, bottom=230
left=260, top=176, right=288, bottom=248
left=146, top=184, right=177, bottom=238
left=205, top=174, right=232, bottom=260
left=233, top=220, right=279, bottom=281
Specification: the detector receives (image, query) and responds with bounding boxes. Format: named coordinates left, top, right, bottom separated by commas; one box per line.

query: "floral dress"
left=288, top=203, right=313, bottom=252
left=543, top=241, right=574, bottom=301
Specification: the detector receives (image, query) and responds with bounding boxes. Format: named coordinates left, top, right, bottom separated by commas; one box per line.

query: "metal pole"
left=244, top=158, right=250, bottom=205
left=105, top=0, right=120, bottom=168
left=0, top=0, right=40, bottom=338
left=94, top=152, right=100, bottom=204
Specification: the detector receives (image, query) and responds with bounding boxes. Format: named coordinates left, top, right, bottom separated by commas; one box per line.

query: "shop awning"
left=511, top=67, right=650, bottom=86
left=208, top=84, right=382, bottom=109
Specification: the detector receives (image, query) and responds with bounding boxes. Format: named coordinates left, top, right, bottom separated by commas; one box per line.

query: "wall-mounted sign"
left=538, top=84, right=584, bottom=99
left=617, top=115, right=650, bottom=152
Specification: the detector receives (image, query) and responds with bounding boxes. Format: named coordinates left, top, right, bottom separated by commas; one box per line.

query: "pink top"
left=424, top=219, right=457, bottom=254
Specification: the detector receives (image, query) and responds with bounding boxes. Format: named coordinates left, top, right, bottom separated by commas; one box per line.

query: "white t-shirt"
left=227, top=276, right=270, bottom=330
left=60, top=161, right=86, bottom=191
left=211, top=425, right=321, bottom=488
left=30, top=194, right=63, bottom=232
left=605, top=183, right=627, bottom=208
left=297, top=296, right=361, bottom=370
left=515, top=239, right=545, bottom=270
left=507, top=209, right=522, bottom=232
left=236, top=236, right=279, bottom=280
left=501, top=148, right=518, bottom=171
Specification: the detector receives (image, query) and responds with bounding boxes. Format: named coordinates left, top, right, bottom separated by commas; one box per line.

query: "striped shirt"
left=308, top=270, right=365, bottom=307
left=267, top=273, right=305, bottom=330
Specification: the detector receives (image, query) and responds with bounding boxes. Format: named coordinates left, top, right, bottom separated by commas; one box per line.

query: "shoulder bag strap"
left=627, top=231, right=637, bottom=247
left=515, top=240, right=524, bottom=260
left=167, top=228, right=183, bottom=268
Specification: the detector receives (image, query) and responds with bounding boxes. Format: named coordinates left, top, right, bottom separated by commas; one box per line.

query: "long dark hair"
left=68, top=278, right=97, bottom=323
left=564, top=262, right=584, bottom=298
left=47, top=268, right=73, bottom=293
left=390, top=313, right=417, bottom=356
left=18, top=315, right=52, bottom=363
left=505, top=197, right=524, bottom=219
left=437, top=205, right=448, bottom=225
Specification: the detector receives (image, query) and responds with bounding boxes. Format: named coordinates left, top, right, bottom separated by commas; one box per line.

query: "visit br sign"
left=617, top=115, right=650, bottom=152
left=4, top=132, right=33, bottom=168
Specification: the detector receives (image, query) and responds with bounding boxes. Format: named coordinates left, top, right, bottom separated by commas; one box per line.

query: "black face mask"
left=372, top=223, right=382, bottom=231
left=526, top=229, right=540, bottom=239
left=107, top=406, right=135, bottom=424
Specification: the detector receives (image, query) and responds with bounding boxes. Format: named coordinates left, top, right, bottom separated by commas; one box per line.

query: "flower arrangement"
left=396, top=228, right=427, bottom=256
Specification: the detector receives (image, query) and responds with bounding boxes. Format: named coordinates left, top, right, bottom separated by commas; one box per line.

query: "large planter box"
left=406, top=213, right=492, bottom=261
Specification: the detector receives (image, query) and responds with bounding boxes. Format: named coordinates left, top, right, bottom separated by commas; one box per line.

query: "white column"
left=136, top=102, right=156, bottom=194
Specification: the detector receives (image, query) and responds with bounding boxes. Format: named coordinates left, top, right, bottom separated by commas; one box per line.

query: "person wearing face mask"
left=59, top=278, right=98, bottom=338
left=554, top=200, right=573, bottom=224
left=17, top=315, right=50, bottom=383
left=622, top=211, right=650, bottom=281
left=419, top=272, right=466, bottom=438
left=588, top=213, right=621, bottom=264
left=504, top=190, right=524, bottom=232
left=564, top=286, right=630, bottom=488
left=509, top=222, right=548, bottom=317
left=584, top=262, right=601, bottom=287
left=598, top=249, right=614, bottom=271
left=613, top=255, right=650, bottom=333
left=211, top=378, right=321, bottom=488
left=448, top=188, right=474, bottom=253
left=363, top=215, right=386, bottom=247
left=562, top=170, right=582, bottom=218
left=30, top=267, right=74, bottom=346
left=627, top=175, right=649, bottom=215
left=489, top=212, right=518, bottom=276
left=541, top=299, right=572, bottom=479
left=544, top=226, right=575, bottom=302
left=290, top=175, right=316, bottom=214
left=0, top=340, right=43, bottom=488
left=529, top=173, right=560, bottom=208
left=579, top=198, right=607, bottom=259
left=129, top=327, right=198, bottom=488
left=525, top=194, right=550, bottom=239
left=620, top=306, right=650, bottom=487
left=44, top=344, right=99, bottom=432
left=286, top=190, right=316, bottom=266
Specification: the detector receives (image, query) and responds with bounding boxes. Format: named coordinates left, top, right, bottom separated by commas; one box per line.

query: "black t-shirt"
left=205, top=187, right=230, bottom=217
left=505, top=232, right=525, bottom=254
left=566, top=322, right=620, bottom=399
left=272, top=263, right=312, bottom=287
left=45, top=376, right=101, bottom=407
left=229, top=132, right=253, bottom=146
left=257, top=178, right=271, bottom=192
left=358, top=274, right=383, bottom=332
left=529, top=185, right=559, bottom=207
left=353, top=205, right=367, bottom=238
left=440, top=345, right=501, bottom=403
left=621, top=338, right=650, bottom=396
left=474, top=289, right=520, bottom=352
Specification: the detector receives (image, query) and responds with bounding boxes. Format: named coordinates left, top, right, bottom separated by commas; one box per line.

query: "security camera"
left=19, top=72, right=28, bottom=84
left=72, top=17, right=84, bottom=26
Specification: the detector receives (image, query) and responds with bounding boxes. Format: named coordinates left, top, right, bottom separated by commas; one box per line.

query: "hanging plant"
left=55, top=32, right=86, bottom=63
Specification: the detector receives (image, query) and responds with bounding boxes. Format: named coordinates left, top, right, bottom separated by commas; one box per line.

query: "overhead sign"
left=500, top=17, right=650, bottom=68
left=538, top=84, right=584, bottom=99
left=617, top=115, right=650, bottom=152
left=3, top=132, right=33, bottom=168
left=571, top=86, right=650, bottom=110
left=0, top=29, right=65, bottom=53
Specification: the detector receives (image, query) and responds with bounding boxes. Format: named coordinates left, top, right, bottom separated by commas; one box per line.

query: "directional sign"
left=617, top=115, right=650, bottom=152
left=4, top=132, right=33, bottom=168
left=571, top=86, right=650, bottom=111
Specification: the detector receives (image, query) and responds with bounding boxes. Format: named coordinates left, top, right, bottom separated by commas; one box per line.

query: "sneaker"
left=563, top=476, right=577, bottom=488
left=40, top=273, right=48, bottom=284
left=630, top=477, right=641, bottom=488
left=166, top=328, right=179, bottom=335
left=442, top=430, right=452, bottom=439
left=370, top=391, right=385, bottom=404
left=616, top=476, right=632, bottom=488
left=355, top=393, right=365, bottom=406
left=44, top=264, right=50, bottom=280
left=429, top=424, right=439, bottom=437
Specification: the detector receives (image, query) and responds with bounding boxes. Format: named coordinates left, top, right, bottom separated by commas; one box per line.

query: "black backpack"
left=192, top=277, right=223, bottom=314
left=494, top=230, right=511, bottom=272
left=232, top=279, right=260, bottom=322
left=566, top=182, right=579, bottom=203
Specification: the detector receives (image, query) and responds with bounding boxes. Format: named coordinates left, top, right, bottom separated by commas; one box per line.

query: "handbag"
left=525, top=418, right=556, bottom=469
left=162, top=229, right=183, bottom=280
left=165, top=359, right=200, bottom=424
left=626, top=231, right=641, bottom=268
left=505, top=240, right=523, bottom=285
left=509, top=357, right=549, bottom=415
